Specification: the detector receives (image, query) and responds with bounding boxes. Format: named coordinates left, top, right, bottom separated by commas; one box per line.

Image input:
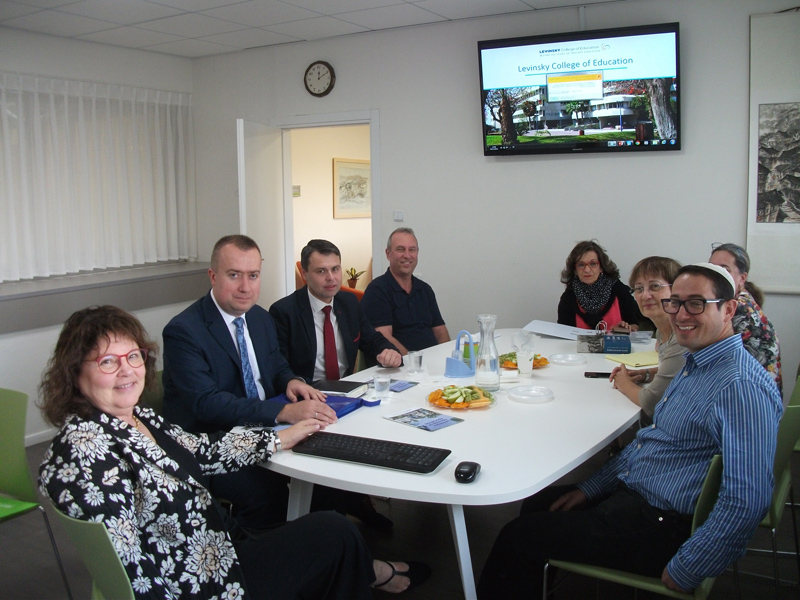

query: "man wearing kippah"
left=478, top=263, right=782, bottom=598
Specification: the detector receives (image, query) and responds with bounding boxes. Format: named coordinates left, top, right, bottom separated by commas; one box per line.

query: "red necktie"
left=322, top=305, right=339, bottom=380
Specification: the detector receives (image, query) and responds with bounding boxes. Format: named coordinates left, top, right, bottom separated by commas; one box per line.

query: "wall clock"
left=304, top=61, right=335, bottom=97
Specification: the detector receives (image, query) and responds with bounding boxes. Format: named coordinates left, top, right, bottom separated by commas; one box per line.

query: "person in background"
left=269, top=238, right=401, bottom=530
left=709, top=242, right=782, bottom=392
left=362, top=227, right=450, bottom=353
left=557, top=240, right=644, bottom=331
left=162, top=234, right=335, bottom=530
left=38, top=306, right=431, bottom=599
left=610, top=256, right=687, bottom=422
left=477, top=263, right=782, bottom=599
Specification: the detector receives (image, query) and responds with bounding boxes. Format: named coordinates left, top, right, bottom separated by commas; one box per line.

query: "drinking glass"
left=373, top=375, right=391, bottom=400
left=407, top=351, right=423, bottom=374
left=517, top=351, right=534, bottom=375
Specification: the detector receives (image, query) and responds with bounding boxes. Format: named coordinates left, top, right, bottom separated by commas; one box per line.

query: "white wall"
left=191, top=0, right=799, bottom=401
left=0, top=27, right=192, bottom=91
left=290, top=125, right=372, bottom=288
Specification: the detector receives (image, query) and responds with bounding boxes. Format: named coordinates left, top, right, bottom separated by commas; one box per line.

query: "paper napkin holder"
left=446, top=330, right=476, bottom=378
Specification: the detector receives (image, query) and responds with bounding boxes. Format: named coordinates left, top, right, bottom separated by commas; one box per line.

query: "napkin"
left=604, top=351, right=659, bottom=367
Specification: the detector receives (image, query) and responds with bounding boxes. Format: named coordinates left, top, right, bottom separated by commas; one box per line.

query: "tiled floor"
left=2, top=442, right=798, bottom=599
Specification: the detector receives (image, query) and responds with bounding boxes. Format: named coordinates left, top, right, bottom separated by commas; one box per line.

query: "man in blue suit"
left=163, top=234, right=335, bottom=529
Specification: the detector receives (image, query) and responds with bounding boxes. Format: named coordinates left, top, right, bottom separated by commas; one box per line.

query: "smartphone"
left=584, top=371, right=612, bottom=378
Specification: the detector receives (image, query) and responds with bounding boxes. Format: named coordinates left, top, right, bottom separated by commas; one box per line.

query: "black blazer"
left=162, top=292, right=298, bottom=433
left=269, top=287, right=398, bottom=382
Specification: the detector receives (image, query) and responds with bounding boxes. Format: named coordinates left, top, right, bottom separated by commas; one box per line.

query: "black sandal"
left=372, top=560, right=432, bottom=593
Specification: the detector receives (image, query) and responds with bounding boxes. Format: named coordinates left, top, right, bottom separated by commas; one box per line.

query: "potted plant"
left=345, top=267, right=365, bottom=289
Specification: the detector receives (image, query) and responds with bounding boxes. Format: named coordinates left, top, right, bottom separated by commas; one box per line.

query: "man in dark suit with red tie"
left=269, top=239, right=402, bottom=383
left=269, top=239, right=401, bottom=530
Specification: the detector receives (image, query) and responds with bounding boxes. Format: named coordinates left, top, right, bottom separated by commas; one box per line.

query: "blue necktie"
left=234, top=317, right=259, bottom=399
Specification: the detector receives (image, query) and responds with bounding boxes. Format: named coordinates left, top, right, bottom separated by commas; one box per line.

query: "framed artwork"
left=333, top=158, right=371, bottom=218
left=755, top=102, right=800, bottom=223
left=746, top=12, right=800, bottom=293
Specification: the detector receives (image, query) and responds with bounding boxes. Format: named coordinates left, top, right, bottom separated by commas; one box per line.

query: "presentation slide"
left=481, top=31, right=676, bottom=92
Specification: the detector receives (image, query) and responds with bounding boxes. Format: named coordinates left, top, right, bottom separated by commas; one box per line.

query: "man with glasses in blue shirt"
left=477, top=263, right=782, bottom=598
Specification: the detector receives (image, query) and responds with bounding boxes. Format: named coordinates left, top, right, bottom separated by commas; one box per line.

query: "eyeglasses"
left=632, top=283, right=671, bottom=296
left=661, top=298, right=725, bottom=315
left=89, top=349, right=148, bottom=374
left=576, top=260, right=600, bottom=270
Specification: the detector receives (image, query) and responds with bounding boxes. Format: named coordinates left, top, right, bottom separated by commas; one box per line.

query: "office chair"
left=543, top=454, right=723, bottom=600
left=49, top=506, right=135, bottom=600
left=740, top=403, right=800, bottom=598
left=0, top=388, right=72, bottom=600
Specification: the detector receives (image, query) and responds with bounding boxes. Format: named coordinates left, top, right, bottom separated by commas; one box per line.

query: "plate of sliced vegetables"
left=427, top=385, right=495, bottom=410
left=499, top=352, right=550, bottom=369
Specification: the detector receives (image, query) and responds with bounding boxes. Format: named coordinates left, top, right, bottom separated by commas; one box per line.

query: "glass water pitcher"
left=475, top=314, right=500, bottom=391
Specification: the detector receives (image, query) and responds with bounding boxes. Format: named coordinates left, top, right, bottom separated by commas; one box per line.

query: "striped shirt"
left=578, top=334, right=782, bottom=590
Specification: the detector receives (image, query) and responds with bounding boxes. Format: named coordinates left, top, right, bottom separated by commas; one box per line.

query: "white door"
left=236, top=119, right=287, bottom=307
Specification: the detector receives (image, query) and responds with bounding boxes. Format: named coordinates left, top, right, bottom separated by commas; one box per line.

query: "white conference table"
left=266, top=329, right=646, bottom=599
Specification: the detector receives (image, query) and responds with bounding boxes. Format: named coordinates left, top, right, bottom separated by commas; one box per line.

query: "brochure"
left=384, top=407, right=463, bottom=432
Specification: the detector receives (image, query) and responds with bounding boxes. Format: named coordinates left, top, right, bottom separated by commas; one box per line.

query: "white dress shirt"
left=210, top=290, right=266, bottom=400
left=308, top=291, right=348, bottom=380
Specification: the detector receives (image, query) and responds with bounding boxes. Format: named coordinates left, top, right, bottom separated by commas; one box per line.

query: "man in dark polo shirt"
left=362, top=228, right=449, bottom=353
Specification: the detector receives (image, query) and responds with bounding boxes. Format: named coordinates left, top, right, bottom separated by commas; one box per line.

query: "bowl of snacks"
left=427, top=385, right=495, bottom=409
left=499, top=352, right=549, bottom=369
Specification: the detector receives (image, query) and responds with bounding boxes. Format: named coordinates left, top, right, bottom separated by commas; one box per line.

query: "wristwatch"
left=273, top=435, right=282, bottom=453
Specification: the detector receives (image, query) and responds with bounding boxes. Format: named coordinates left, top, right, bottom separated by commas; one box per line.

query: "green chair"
left=0, top=387, right=72, bottom=600
left=543, top=454, right=723, bottom=600
left=49, top=506, right=135, bottom=600
left=742, top=404, right=800, bottom=598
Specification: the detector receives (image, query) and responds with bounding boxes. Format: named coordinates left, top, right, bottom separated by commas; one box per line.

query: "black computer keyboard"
left=292, top=431, right=451, bottom=474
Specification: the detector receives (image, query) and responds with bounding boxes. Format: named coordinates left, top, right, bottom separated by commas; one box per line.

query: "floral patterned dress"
left=734, top=290, right=782, bottom=393
left=39, top=406, right=273, bottom=599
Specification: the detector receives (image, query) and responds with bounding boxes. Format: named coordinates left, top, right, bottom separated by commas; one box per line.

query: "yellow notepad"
left=605, top=351, right=659, bottom=367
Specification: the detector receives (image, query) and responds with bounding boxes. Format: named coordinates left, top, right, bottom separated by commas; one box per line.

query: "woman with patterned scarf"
left=557, top=240, right=644, bottom=331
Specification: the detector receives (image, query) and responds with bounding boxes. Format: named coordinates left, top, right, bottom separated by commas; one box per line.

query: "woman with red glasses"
left=557, top=240, right=643, bottom=331
left=37, top=305, right=430, bottom=600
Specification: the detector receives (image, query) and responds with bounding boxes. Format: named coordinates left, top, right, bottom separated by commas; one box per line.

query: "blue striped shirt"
left=578, top=334, right=782, bottom=590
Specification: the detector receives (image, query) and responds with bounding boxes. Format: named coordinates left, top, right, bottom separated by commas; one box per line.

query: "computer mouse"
left=455, top=461, right=481, bottom=483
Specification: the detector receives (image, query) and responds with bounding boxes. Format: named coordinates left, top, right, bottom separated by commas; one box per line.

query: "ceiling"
left=0, top=0, right=625, bottom=58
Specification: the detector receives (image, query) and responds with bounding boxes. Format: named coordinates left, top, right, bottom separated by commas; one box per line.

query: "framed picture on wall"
left=333, top=158, right=371, bottom=218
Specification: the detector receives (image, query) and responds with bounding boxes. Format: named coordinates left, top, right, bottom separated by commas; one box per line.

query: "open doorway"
left=289, top=124, right=373, bottom=292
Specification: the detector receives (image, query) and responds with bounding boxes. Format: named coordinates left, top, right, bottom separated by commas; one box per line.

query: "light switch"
left=393, top=210, right=404, bottom=222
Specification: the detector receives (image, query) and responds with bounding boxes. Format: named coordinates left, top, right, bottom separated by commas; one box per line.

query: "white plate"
left=508, top=385, right=554, bottom=404
left=549, top=353, right=587, bottom=366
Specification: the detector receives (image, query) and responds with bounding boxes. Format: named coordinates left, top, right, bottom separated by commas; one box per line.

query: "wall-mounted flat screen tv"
left=478, top=22, right=680, bottom=156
